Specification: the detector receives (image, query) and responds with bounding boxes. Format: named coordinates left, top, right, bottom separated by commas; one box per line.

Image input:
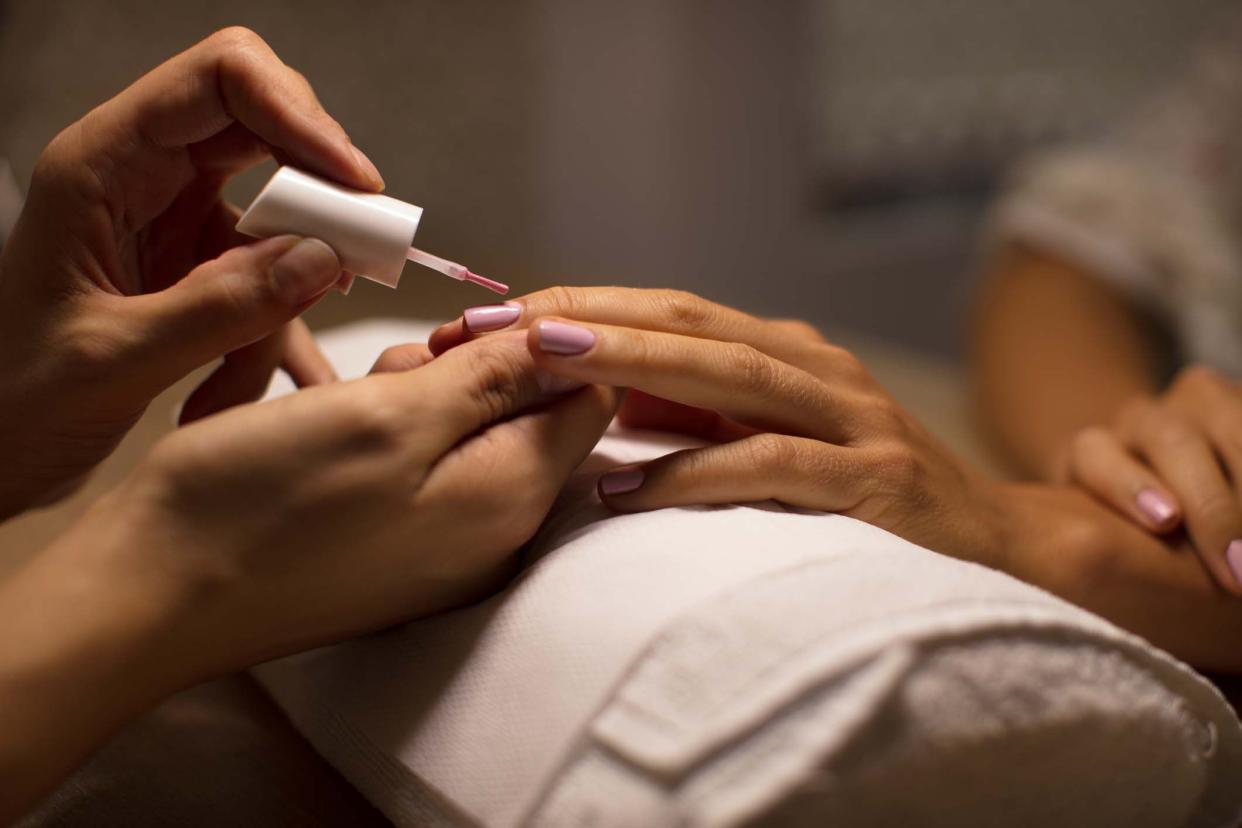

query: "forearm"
left=998, top=483, right=1242, bottom=673
left=0, top=493, right=189, bottom=821
left=971, top=245, right=1161, bottom=480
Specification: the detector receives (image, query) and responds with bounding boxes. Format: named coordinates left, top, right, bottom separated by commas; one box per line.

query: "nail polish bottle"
left=237, top=166, right=505, bottom=294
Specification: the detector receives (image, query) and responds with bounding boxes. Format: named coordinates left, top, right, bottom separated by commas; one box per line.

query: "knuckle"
left=726, top=342, right=773, bottom=394
left=536, top=285, right=585, bottom=320
left=465, top=342, right=530, bottom=422
left=656, top=289, right=714, bottom=330
left=811, top=344, right=870, bottom=386
left=771, top=318, right=825, bottom=344
left=871, top=443, right=922, bottom=494
left=373, top=343, right=429, bottom=374
left=747, top=433, right=798, bottom=470
left=56, top=310, right=140, bottom=382
left=338, top=382, right=409, bottom=453
left=208, top=25, right=266, bottom=53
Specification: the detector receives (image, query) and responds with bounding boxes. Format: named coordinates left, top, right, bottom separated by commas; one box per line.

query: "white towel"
left=255, top=320, right=1242, bottom=827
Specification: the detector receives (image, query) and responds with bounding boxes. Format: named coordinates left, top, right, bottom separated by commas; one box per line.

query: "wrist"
left=0, top=486, right=201, bottom=816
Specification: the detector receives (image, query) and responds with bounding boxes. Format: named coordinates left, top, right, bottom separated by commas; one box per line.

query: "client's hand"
left=0, top=331, right=615, bottom=815
left=1058, top=364, right=1242, bottom=596
left=430, top=290, right=1242, bottom=674
left=0, top=27, right=378, bottom=519
left=431, top=287, right=1008, bottom=570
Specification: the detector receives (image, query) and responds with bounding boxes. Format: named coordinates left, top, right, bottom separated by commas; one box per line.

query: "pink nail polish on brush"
left=236, top=165, right=509, bottom=295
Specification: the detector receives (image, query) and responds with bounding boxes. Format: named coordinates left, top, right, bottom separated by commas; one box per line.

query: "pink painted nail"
left=1227, top=541, right=1242, bottom=588
left=600, top=468, right=644, bottom=496
left=1135, top=488, right=1176, bottom=526
left=537, top=320, right=595, bottom=355
left=464, top=303, right=520, bottom=333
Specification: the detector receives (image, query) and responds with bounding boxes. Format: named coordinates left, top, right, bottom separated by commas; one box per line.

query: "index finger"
left=410, top=332, right=586, bottom=448
left=75, top=27, right=381, bottom=192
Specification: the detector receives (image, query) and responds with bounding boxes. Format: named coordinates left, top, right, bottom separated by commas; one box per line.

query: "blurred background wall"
left=0, top=0, right=1232, bottom=357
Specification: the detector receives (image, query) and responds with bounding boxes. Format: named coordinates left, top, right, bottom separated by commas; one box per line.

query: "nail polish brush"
left=236, top=165, right=508, bottom=294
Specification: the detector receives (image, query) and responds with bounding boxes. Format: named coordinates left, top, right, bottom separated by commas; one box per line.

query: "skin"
left=0, top=26, right=377, bottom=520
left=0, top=29, right=618, bottom=821
left=433, top=286, right=1242, bottom=673
left=974, top=245, right=1242, bottom=595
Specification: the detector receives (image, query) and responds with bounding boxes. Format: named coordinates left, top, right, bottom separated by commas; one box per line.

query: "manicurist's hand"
left=431, top=287, right=1009, bottom=570
left=0, top=27, right=380, bottom=519
left=0, top=331, right=616, bottom=818
left=1058, top=364, right=1242, bottom=596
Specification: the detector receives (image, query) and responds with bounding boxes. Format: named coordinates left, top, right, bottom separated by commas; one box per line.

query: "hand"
left=432, top=290, right=1242, bottom=673
left=86, top=332, right=616, bottom=676
left=431, top=287, right=1009, bottom=570
left=0, top=330, right=615, bottom=815
left=1058, top=364, right=1242, bottom=596
left=0, top=27, right=380, bottom=518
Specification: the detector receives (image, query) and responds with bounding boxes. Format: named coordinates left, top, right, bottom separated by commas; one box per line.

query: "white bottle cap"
left=236, top=166, right=422, bottom=288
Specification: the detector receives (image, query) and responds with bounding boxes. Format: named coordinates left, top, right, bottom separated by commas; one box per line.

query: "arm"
left=971, top=244, right=1163, bottom=480
left=0, top=332, right=617, bottom=821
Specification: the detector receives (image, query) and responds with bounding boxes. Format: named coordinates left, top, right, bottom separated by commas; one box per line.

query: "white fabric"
left=255, top=320, right=1242, bottom=827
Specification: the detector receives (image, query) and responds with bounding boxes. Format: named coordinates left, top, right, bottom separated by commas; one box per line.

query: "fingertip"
left=599, top=467, right=645, bottom=499
left=349, top=143, right=385, bottom=191
left=533, top=318, right=596, bottom=356
left=428, top=320, right=468, bottom=356
left=1225, top=540, right=1242, bottom=595
left=1135, top=487, right=1181, bottom=532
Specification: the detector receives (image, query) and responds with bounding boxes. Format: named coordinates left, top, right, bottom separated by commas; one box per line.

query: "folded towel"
left=255, top=320, right=1242, bottom=827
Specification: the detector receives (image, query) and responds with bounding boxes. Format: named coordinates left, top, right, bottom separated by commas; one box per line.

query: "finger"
left=526, top=317, right=862, bottom=443
left=370, top=343, right=435, bottom=374
left=71, top=27, right=380, bottom=219
left=596, top=433, right=862, bottom=513
left=411, top=332, right=586, bottom=448
left=1169, top=367, right=1242, bottom=491
left=282, top=318, right=336, bottom=386
left=1119, top=402, right=1242, bottom=595
left=424, top=382, right=620, bottom=518
left=433, top=288, right=825, bottom=368
left=1063, top=427, right=1181, bottom=532
left=616, top=390, right=756, bottom=442
left=178, top=329, right=286, bottom=425
left=126, top=235, right=342, bottom=391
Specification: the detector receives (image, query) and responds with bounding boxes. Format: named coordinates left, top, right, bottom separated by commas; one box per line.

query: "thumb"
left=130, top=235, right=341, bottom=383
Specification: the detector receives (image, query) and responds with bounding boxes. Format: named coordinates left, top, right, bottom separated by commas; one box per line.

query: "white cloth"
left=255, top=321, right=1242, bottom=827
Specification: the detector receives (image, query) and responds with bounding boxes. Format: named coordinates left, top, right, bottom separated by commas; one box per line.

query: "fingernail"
left=600, top=468, right=644, bottom=496
left=464, top=303, right=520, bottom=333
left=1227, top=541, right=1242, bottom=588
left=335, top=273, right=355, bottom=296
left=271, top=238, right=341, bottom=304
left=537, top=320, right=595, bottom=355
left=1136, top=488, right=1177, bottom=526
left=350, top=143, right=385, bottom=190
